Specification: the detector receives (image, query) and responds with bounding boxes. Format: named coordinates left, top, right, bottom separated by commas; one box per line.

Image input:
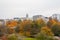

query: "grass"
left=23, top=38, right=36, bottom=40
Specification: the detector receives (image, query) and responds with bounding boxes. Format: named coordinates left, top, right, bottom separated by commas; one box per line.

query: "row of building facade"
left=0, top=14, right=60, bottom=26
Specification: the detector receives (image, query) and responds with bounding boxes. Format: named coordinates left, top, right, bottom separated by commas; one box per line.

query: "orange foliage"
left=50, top=19, right=56, bottom=25
left=47, top=19, right=57, bottom=28
left=6, top=20, right=17, bottom=28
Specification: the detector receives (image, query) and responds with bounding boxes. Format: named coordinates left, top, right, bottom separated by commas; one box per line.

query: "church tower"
left=26, top=13, right=29, bottom=18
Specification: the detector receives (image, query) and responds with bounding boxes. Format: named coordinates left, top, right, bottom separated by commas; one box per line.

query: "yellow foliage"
left=50, top=19, right=57, bottom=25
left=57, top=22, right=60, bottom=25
left=35, top=18, right=46, bottom=27
left=36, top=18, right=45, bottom=24
left=25, top=31, right=30, bottom=36
left=47, top=19, right=57, bottom=28
left=19, top=20, right=32, bottom=30
left=41, top=27, right=54, bottom=36
left=18, top=20, right=32, bottom=36
left=19, top=32, right=24, bottom=36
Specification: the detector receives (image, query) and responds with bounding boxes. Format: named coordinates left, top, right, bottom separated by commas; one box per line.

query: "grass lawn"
left=23, top=38, right=36, bottom=40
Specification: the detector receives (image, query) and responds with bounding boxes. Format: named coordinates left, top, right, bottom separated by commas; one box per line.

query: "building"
left=33, top=15, right=49, bottom=23
left=0, top=19, right=5, bottom=26
left=20, top=14, right=30, bottom=21
left=14, top=17, right=21, bottom=21
left=26, top=14, right=29, bottom=18
left=33, top=15, right=44, bottom=20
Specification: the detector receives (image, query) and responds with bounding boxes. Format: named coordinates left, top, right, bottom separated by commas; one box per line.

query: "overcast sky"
left=0, top=0, right=60, bottom=19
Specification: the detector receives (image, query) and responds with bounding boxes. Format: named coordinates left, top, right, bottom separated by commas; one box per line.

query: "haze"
left=0, top=0, right=60, bottom=19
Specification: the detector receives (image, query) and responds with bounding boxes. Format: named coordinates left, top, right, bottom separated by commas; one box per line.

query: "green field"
left=23, top=38, right=36, bottom=40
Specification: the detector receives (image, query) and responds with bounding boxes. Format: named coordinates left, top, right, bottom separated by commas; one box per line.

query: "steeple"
left=26, top=13, right=28, bottom=18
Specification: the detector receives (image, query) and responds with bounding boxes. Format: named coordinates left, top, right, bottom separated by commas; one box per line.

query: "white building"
left=33, top=15, right=44, bottom=20
left=33, top=15, right=49, bottom=23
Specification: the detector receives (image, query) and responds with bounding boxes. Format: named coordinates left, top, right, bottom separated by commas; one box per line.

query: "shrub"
left=36, top=33, right=56, bottom=40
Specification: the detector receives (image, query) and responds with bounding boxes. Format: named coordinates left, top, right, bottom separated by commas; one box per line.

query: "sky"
left=0, top=0, right=60, bottom=19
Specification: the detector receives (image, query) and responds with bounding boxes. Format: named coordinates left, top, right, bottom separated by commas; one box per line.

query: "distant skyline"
left=0, top=0, right=60, bottom=19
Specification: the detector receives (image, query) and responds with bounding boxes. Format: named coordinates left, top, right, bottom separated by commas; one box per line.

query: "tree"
left=36, top=33, right=55, bottom=40
left=8, top=33, right=18, bottom=40
left=40, top=27, right=54, bottom=36
left=30, top=21, right=40, bottom=37
left=36, top=27, right=55, bottom=40
left=19, top=20, right=32, bottom=36
left=0, top=29, right=3, bottom=37
left=47, top=18, right=57, bottom=28
left=15, top=26, right=20, bottom=33
left=51, top=23, right=60, bottom=36
left=6, top=20, right=17, bottom=28
left=35, top=18, right=46, bottom=29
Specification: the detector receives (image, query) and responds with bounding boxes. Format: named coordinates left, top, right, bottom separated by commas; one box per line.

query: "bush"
left=8, top=33, right=18, bottom=40
left=36, top=33, right=56, bottom=40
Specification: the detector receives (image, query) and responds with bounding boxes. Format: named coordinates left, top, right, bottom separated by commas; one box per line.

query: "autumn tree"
left=47, top=17, right=57, bottom=28
left=6, top=20, right=17, bottom=28
left=30, top=21, right=40, bottom=37
left=36, top=27, right=55, bottom=40
left=35, top=18, right=46, bottom=29
left=15, top=26, right=20, bottom=33
left=51, top=23, right=60, bottom=36
left=40, top=27, right=54, bottom=36
left=18, top=20, right=32, bottom=36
